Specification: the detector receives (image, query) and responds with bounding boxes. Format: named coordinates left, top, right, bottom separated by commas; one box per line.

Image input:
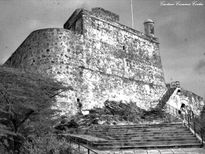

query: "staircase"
left=68, top=123, right=202, bottom=151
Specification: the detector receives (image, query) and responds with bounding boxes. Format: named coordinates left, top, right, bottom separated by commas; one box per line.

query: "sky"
left=0, top=0, right=205, bottom=98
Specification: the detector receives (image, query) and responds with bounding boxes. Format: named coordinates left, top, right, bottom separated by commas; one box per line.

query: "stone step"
left=90, top=129, right=190, bottom=136
left=100, top=128, right=188, bottom=134
left=69, top=123, right=201, bottom=150
left=101, top=128, right=188, bottom=134
left=104, top=135, right=197, bottom=141
left=108, top=134, right=194, bottom=140
left=90, top=123, right=183, bottom=130
left=92, top=137, right=198, bottom=144
left=90, top=126, right=188, bottom=131
left=107, top=131, right=192, bottom=136
left=93, top=142, right=201, bottom=150
left=90, top=124, right=186, bottom=130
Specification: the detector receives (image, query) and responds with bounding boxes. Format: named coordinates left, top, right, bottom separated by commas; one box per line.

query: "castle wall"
left=82, top=11, right=164, bottom=84
left=78, top=10, right=166, bottom=109
left=5, top=28, right=85, bottom=115
left=5, top=26, right=166, bottom=112
left=179, top=89, right=204, bottom=116
left=166, top=87, right=204, bottom=114
left=81, top=68, right=166, bottom=109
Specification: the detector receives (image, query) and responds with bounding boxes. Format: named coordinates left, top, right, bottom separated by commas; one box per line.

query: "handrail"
left=164, top=103, right=205, bottom=147
left=64, top=135, right=98, bottom=154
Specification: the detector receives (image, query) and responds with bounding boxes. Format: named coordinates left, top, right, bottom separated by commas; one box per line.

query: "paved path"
left=96, top=148, right=205, bottom=154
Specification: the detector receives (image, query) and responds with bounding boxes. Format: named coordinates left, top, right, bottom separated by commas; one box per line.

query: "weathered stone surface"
left=54, top=100, right=179, bottom=131
left=4, top=8, right=167, bottom=116
left=166, top=87, right=205, bottom=117
left=91, top=7, right=120, bottom=22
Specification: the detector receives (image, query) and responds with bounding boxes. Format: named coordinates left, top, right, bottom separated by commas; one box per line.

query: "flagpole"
left=131, top=0, right=134, bottom=28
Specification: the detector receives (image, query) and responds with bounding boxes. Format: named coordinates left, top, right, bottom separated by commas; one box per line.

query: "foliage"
left=0, top=66, right=72, bottom=154
left=21, top=134, right=73, bottom=154
left=104, top=100, right=144, bottom=122
left=56, top=100, right=181, bottom=132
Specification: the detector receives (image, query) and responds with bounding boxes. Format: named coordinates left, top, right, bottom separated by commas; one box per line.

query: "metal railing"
left=164, top=103, right=205, bottom=147
left=64, top=135, right=98, bottom=154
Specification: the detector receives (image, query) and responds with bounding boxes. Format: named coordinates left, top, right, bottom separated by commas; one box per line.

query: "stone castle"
left=4, top=8, right=204, bottom=117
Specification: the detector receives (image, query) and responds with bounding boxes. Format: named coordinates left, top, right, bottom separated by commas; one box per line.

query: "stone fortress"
left=4, top=7, right=204, bottom=117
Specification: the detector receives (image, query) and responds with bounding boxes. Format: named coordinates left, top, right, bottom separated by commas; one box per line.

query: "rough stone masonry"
left=5, top=8, right=167, bottom=116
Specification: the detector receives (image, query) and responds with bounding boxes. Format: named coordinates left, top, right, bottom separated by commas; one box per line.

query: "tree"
left=0, top=66, right=73, bottom=154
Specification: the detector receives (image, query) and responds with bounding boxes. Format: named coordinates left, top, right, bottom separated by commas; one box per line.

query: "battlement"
left=64, top=8, right=158, bottom=43
left=63, top=7, right=119, bottom=30
left=63, top=8, right=83, bottom=31
left=91, top=7, right=119, bottom=22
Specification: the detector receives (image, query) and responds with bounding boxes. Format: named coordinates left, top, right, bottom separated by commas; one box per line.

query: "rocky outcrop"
left=54, top=100, right=180, bottom=133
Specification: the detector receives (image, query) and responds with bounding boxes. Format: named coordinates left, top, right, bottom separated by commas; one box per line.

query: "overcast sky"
left=0, top=0, right=205, bottom=98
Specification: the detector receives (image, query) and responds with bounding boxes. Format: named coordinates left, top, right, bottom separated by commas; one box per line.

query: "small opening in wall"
left=181, top=103, right=185, bottom=108
left=123, top=46, right=126, bottom=50
left=177, top=89, right=181, bottom=93
left=177, top=89, right=181, bottom=95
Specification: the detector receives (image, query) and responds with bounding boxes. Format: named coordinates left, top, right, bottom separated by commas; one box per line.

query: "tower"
left=144, top=19, right=155, bottom=37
